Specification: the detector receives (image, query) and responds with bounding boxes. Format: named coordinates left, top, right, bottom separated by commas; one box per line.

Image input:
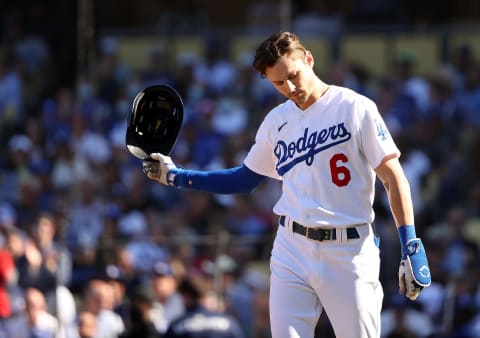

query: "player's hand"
left=398, top=238, right=431, bottom=300
left=142, top=153, right=177, bottom=186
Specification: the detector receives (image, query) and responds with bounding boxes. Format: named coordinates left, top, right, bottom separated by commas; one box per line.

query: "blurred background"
left=0, top=0, right=480, bottom=337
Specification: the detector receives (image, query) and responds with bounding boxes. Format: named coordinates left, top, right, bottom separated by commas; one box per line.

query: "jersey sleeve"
left=244, top=114, right=282, bottom=180
left=358, top=97, right=400, bottom=169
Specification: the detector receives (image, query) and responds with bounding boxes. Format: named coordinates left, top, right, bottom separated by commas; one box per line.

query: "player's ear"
left=305, top=50, right=314, bottom=67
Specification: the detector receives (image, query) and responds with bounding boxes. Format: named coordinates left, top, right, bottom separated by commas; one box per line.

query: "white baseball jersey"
left=244, top=85, right=399, bottom=227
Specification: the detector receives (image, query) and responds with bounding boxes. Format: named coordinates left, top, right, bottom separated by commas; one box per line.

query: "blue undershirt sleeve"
left=171, top=164, right=266, bottom=194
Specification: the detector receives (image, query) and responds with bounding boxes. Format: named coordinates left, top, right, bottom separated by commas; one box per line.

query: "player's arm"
left=375, top=154, right=431, bottom=301
left=374, top=154, right=414, bottom=227
left=171, top=165, right=266, bottom=194
left=143, top=153, right=266, bottom=194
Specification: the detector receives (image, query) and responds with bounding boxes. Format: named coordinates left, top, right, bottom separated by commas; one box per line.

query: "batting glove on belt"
left=142, top=153, right=178, bottom=187
left=398, top=236, right=431, bottom=300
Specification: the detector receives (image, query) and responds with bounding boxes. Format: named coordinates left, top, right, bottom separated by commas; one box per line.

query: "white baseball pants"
left=269, top=220, right=384, bottom=338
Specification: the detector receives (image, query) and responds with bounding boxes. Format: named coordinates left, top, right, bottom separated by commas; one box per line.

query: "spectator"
left=185, top=98, right=228, bottom=169
left=0, top=233, right=17, bottom=337
left=24, top=287, right=61, bottom=338
left=106, top=247, right=143, bottom=297
left=54, top=285, right=78, bottom=338
left=211, top=252, right=262, bottom=337
left=32, top=212, right=72, bottom=287
left=82, top=279, right=125, bottom=338
left=77, top=311, right=97, bottom=338
left=67, top=175, right=105, bottom=291
left=0, top=134, right=34, bottom=210
left=94, top=36, right=130, bottom=105
left=443, top=273, right=480, bottom=338
left=94, top=204, right=123, bottom=269
left=102, top=266, right=130, bottom=325
left=192, top=36, right=237, bottom=96
left=393, top=49, right=431, bottom=116
left=120, top=211, right=169, bottom=274
left=120, top=290, right=160, bottom=338
left=164, top=275, right=245, bottom=338
left=449, top=44, right=476, bottom=93
left=16, top=237, right=57, bottom=297
left=149, top=261, right=185, bottom=335
left=251, top=283, right=271, bottom=338
left=14, top=174, right=43, bottom=231
left=0, top=44, right=23, bottom=127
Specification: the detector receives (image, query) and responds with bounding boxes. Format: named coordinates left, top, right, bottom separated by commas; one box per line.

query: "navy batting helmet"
left=126, top=84, right=184, bottom=159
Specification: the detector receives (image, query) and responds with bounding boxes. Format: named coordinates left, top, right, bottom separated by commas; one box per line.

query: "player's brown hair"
left=253, top=31, right=307, bottom=78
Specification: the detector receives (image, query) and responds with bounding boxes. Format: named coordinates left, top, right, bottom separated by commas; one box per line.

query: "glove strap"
left=398, top=225, right=416, bottom=256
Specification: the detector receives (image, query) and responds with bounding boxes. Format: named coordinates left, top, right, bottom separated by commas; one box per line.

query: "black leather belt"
left=279, top=216, right=360, bottom=241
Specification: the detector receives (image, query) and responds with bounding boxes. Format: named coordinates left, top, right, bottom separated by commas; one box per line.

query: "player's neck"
left=298, top=79, right=329, bottom=110
left=312, top=79, right=330, bottom=99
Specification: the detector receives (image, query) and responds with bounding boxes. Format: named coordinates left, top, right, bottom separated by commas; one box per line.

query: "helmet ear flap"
left=126, top=85, right=184, bottom=159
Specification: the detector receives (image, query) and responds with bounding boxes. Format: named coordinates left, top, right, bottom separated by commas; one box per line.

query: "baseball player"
left=142, top=31, right=431, bottom=338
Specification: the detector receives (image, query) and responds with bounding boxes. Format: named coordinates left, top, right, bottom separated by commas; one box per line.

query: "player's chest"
left=272, top=113, right=354, bottom=176
left=274, top=113, right=353, bottom=155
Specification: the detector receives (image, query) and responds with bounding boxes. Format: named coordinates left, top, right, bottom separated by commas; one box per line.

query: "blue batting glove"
left=398, top=225, right=431, bottom=300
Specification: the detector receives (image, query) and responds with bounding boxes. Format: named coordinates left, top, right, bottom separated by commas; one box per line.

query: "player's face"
left=265, top=50, right=316, bottom=109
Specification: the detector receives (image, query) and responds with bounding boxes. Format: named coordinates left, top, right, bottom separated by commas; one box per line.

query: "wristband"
left=167, top=168, right=182, bottom=188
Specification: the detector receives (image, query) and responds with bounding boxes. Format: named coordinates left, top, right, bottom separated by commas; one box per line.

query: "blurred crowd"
left=1, top=3, right=480, bottom=338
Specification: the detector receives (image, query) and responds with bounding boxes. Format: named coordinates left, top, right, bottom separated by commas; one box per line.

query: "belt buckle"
left=307, top=227, right=330, bottom=241
left=320, top=229, right=330, bottom=241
